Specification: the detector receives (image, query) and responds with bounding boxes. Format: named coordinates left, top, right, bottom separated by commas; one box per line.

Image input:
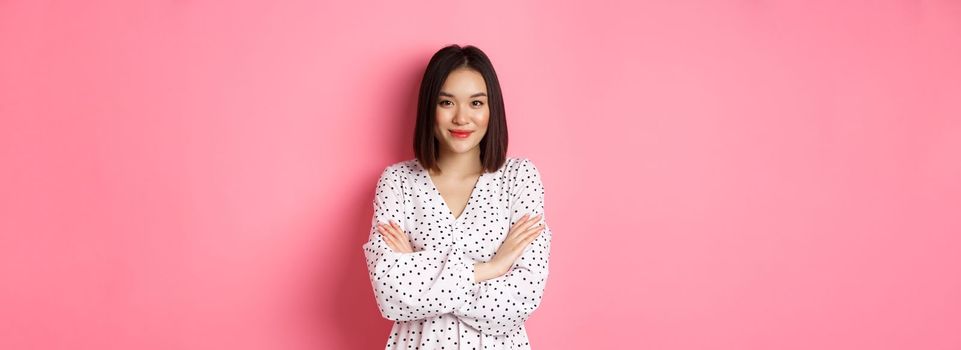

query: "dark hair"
left=413, top=44, right=508, bottom=174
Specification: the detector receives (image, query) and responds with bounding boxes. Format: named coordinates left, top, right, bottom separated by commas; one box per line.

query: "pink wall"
left=2, top=1, right=960, bottom=349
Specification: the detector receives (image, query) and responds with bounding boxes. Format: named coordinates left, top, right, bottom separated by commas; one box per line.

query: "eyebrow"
left=439, top=91, right=488, bottom=98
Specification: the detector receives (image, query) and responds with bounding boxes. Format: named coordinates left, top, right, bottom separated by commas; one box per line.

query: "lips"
left=450, top=129, right=473, bottom=138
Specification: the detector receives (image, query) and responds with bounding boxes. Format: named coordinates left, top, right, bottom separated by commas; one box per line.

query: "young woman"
left=362, top=44, right=552, bottom=349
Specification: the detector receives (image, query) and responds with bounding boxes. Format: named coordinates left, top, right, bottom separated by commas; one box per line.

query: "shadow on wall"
left=304, top=54, right=424, bottom=349
left=330, top=192, right=395, bottom=349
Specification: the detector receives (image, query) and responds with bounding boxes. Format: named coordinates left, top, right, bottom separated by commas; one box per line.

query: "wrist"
left=488, top=260, right=508, bottom=276
left=474, top=261, right=507, bottom=282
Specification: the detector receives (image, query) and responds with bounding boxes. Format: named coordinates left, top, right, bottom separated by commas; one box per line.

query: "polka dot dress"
left=362, top=156, right=552, bottom=349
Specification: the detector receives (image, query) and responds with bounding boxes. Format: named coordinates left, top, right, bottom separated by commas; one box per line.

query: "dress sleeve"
left=452, top=158, right=553, bottom=335
left=361, top=166, right=476, bottom=322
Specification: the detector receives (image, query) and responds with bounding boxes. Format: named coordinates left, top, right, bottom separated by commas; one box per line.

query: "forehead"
left=440, top=68, right=487, bottom=94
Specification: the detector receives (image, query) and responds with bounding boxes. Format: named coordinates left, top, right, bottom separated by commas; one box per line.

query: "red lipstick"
left=450, top=129, right=473, bottom=138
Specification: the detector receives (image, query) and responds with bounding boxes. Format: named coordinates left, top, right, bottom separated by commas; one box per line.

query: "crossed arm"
left=362, top=159, right=552, bottom=335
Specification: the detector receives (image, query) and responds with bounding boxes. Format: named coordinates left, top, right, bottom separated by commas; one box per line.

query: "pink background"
left=2, top=1, right=960, bottom=349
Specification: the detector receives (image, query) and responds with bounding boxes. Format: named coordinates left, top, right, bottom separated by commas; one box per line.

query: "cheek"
left=471, top=107, right=489, bottom=119
left=476, top=110, right=490, bottom=125
left=435, top=108, right=452, bottom=121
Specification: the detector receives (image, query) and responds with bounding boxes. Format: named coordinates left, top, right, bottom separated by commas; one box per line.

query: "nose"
left=452, top=104, right=469, bottom=124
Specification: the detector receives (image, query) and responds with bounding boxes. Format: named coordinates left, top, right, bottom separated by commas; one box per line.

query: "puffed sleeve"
left=452, top=158, right=552, bottom=335
left=362, top=166, right=477, bottom=321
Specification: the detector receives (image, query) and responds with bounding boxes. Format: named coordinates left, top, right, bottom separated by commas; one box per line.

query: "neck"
left=433, top=147, right=483, bottom=178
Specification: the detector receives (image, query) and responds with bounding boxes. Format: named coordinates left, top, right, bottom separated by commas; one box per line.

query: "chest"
left=432, top=178, right=476, bottom=220
left=404, top=179, right=512, bottom=262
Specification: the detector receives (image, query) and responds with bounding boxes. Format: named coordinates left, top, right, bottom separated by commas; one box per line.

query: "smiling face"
left=433, top=67, right=490, bottom=156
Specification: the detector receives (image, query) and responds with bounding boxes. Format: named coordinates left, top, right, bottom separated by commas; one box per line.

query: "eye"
left=438, top=100, right=452, bottom=107
left=472, top=100, right=485, bottom=107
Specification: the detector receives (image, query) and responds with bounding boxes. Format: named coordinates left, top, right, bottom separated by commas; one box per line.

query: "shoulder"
left=375, top=159, right=421, bottom=190
left=504, top=156, right=543, bottom=185
left=380, top=159, right=420, bottom=178
left=506, top=156, right=541, bottom=173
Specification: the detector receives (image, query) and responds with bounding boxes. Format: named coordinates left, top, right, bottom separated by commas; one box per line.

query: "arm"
left=361, top=167, right=476, bottom=321
left=452, top=158, right=553, bottom=335
left=473, top=261, right=505, bottom=283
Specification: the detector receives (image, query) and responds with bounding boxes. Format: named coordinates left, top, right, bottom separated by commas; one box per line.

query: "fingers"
left=377, top=222, right=401, bottom=249
left=515, top=220, right=545, bottom=249
left=509, top=213, right=538, bottom=234
left=521, top=223, right=545, bottom=244
left=509, top=213, right=543, bottom=241
left=379, top=220, right=405, bottom=241
left=522, top=214, right=545, bottom=234
left=377, top=224, right=400, bottom=251
left=377, top=220, right=412, bottom=253
left=510, top=213, right=535, bottom=228
left=388, top=220, right=413, bottom=252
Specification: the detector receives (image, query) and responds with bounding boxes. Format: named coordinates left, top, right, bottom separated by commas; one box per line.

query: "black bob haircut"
left=413, top=44, right=508, bottom=174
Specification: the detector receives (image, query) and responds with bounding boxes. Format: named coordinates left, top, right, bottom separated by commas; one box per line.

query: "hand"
left=377, top=220, right=414, bottom=253
left=484, top=213, right=546, bottom=278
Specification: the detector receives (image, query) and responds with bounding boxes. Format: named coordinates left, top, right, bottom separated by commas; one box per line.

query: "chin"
left=445, top=142, right=480, bottom=153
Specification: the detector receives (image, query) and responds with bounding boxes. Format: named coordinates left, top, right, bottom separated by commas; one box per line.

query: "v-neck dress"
left=362, top=156, right=552, bottom=349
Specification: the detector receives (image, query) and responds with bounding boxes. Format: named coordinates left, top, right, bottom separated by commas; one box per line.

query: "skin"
left=376, top=67, right=546, bottom=283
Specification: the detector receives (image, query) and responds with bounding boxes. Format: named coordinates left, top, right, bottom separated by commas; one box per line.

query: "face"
left=433, top=67, right=490, bottom=155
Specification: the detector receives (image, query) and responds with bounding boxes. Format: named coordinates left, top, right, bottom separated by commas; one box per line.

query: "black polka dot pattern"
left=362, top=157, right=552, bottom=349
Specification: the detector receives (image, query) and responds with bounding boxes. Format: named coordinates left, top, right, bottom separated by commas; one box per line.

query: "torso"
left=369, top=156, right=542, bottom=349
left=402, top=157, right=519, bottom=258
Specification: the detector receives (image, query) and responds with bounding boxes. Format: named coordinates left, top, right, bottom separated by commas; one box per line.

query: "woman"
left=362, top=44, right=552, bottom=349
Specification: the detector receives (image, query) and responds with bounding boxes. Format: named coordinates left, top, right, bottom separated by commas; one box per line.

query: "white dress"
left=362, top=156, right=552, bottom=349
